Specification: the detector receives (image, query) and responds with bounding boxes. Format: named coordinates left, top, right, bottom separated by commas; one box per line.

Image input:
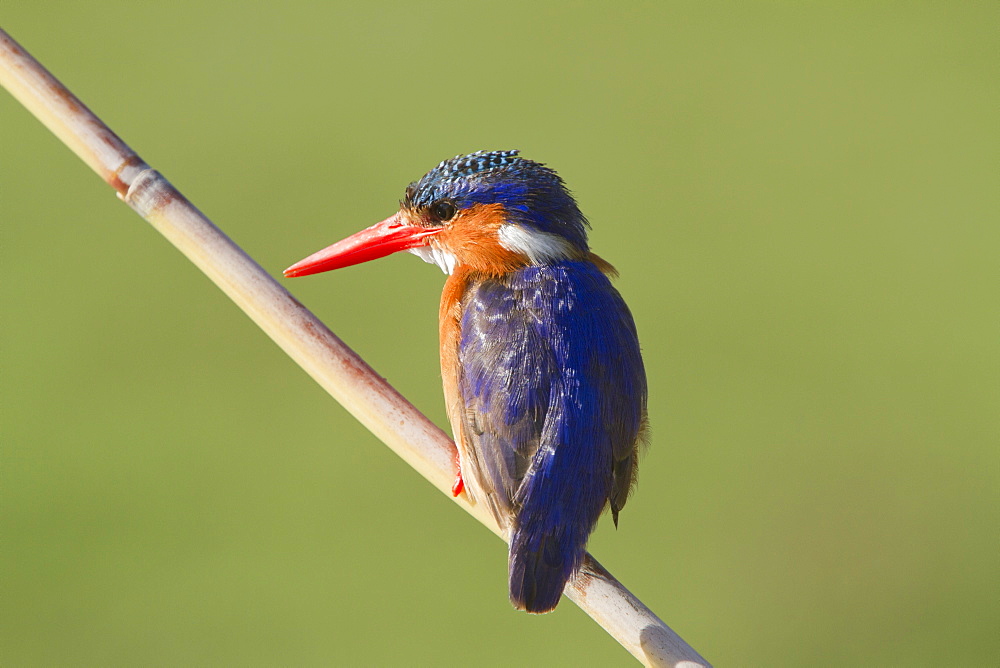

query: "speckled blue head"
left=402, top=150, right=590, bottom=253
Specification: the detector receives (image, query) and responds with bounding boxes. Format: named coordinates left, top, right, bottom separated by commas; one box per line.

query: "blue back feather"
left=457, top=260, right=646, bottom=612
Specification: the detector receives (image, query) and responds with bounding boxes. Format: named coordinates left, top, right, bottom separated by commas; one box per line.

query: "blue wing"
left=457, top=259, right=647, bottom=612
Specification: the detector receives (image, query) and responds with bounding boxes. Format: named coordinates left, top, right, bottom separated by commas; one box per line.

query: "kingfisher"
left=284, top=150, right=647, bottom=613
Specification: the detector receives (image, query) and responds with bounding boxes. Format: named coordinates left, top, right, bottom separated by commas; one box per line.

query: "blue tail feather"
left=508, top=511, right=586, bottom=613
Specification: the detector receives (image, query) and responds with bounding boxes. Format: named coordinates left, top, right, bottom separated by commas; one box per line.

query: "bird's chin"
left=408, top=245, right=458, bottom=275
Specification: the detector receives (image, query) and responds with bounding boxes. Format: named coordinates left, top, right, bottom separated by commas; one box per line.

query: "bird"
left=284, top=150, right=647, bottom=613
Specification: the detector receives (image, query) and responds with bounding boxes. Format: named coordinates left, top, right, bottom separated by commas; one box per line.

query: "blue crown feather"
left=436, top=149, right=523, bottom=179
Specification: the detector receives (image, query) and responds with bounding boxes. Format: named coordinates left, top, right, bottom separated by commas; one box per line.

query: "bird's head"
left=284, top=150, right=590, bottom=278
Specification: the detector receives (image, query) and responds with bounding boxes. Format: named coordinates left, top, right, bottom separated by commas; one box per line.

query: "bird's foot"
left=451, top=472, right=465, bottom=497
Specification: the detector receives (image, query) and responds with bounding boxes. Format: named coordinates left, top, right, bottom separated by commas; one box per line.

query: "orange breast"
left=438, top=266, right=474, bottom=485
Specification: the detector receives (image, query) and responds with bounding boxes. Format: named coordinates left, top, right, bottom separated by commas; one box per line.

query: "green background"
left=2, top=2, right=997, bottom=665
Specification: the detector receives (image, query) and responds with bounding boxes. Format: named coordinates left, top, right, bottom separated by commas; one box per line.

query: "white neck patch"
left=408, top=244, right=458, bottom=275
left=497, top=224, right=576, bottom=264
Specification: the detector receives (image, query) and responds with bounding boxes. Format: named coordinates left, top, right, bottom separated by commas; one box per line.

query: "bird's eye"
left=429, top=200, right=457, bottom=222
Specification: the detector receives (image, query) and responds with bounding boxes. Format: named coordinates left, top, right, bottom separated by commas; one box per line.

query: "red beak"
left=283, top=212, right=441, bottom=278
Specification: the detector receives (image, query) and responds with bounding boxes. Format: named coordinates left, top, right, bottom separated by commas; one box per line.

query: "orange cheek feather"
left=436, top=203, right=529, bottom=276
